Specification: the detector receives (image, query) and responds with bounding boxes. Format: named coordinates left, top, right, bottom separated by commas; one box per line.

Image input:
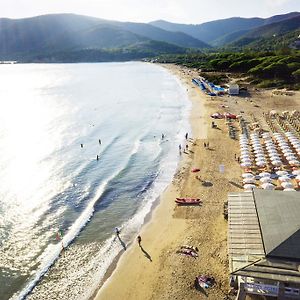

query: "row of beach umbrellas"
left=273, top=133, right=300, bottom=166
left=242, top=169, right=300, bottom=191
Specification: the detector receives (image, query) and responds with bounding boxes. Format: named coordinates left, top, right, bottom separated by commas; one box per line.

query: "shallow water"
left=0, top=62, right=190, bottom=300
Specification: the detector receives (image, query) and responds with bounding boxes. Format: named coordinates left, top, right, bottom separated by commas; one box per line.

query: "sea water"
left=0, top=62, right=190, bottom=300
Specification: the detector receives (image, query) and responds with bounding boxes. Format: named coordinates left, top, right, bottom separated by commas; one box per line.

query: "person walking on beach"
left=115, top=227, right=120, bottom=236
left=162, top=133, right=165, bottom=140
left=96, top=155, right=99, bottom=161
left=179, top=144, right=182, bottom=154
left=186, top=144, right=189, bottom=151
left=185, top=132, right=188, bottom=140
left=137, top=235, right=142, bottom=246
left=99, top=139, right=101, bottom=145
left=81, top=143, right=84, bottom=148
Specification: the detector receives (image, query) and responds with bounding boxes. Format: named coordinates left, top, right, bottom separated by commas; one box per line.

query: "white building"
left=228, top=84, right=239, bottom=95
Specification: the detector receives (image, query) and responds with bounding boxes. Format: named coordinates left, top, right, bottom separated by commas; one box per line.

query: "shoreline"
left=93, top=64, right=210, bottom=300
left=93, top=63, right=300, bottom=300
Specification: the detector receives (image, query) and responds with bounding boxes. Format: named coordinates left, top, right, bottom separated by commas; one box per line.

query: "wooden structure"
left=228, top=190, right=300, bottom=299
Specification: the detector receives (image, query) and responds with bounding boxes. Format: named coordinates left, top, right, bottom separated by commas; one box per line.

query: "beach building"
left=228, top=190, right=300, bottom=299
left=229, top=84, right=239, bottom=95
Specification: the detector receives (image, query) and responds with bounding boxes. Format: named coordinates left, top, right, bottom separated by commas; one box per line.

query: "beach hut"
left=228, top=84, right=239, bottom=95
left=228, top=190, right=300, bottom=299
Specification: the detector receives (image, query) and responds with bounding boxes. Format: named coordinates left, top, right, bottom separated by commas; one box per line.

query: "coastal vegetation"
left=155, top=50, right=300, bottom=89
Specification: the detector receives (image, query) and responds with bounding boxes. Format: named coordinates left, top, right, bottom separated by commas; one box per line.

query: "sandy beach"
left=94, top=64, right=300, bottom=300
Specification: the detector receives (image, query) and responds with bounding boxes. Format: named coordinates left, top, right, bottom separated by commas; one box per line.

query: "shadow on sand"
left=140, top=245, right=152, bottom=262
left=229, top=181, right=243, bottom=189
left=117, top=235, right=127, bottom=251
left=194, top=280, right=208, bottom=297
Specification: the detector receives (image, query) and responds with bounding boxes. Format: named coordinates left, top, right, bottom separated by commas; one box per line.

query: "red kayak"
left=175, top=198, right=201, bottom=205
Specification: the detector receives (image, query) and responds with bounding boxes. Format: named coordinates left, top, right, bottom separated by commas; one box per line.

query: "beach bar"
left=228, top=190, right=300, bottom=299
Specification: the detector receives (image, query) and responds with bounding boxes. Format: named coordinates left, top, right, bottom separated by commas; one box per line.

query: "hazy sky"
left=1, top=0, right=300, bottom=23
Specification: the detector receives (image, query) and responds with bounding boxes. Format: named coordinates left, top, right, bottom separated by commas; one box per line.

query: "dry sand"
left=94, top=64, right=300, bottom=300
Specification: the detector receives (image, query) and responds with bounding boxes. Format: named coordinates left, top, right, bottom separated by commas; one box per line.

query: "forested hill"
left=0, top=14, right=209, bottom=62
left=150, top=12, right=300, bottom=47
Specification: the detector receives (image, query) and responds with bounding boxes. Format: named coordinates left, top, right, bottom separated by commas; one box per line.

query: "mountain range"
left=0, top=12, right=299, bottom=62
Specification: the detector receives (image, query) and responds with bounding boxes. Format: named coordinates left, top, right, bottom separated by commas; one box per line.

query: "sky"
left=1, top=0, right=300, bottom=23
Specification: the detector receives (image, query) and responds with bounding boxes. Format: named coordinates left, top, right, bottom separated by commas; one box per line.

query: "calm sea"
left=0, top=62, right=190, bottom=300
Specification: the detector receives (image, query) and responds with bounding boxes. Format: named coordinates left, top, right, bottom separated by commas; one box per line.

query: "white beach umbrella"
left=267, top=149, right=278, bottom=154
left=243, top=184, right=256, bottom=190
left=283, top=188, right=296, bottom=192
left=276, top=170, right=288, bottom=176
left=272, top=160, right=282, bottom=166
left=285, top=154, right=297, bottom=160
left=295, top=174, right=300, bottom=180
left=292, top=170, right=300, bottom=176
left=243, top=178, right=256, bottom=184
left=279, top=176, right=291, bottom=182
left=241, top=154, right=251, bottom=159
left=260, top=177, right=272, bottom=183
left=241, top=151, right=250, bottom=156
left=282, top=149, right=293, bottom=154
left=241, top=162, right=252, bottom=167
left=254, top=149, right=264, bottom=154
left=281, top=181, right=293, bottom=189
left=256, top=161, right=266, bottom=167
left=240, top=146, right=249, bottom=150
left=242, top=173, right=255, bottom=178
left=261, top=183, right=275, bottom=190
left=259, top=172, right=271, bottom=177
left=289, top=160, right=300, bottom=166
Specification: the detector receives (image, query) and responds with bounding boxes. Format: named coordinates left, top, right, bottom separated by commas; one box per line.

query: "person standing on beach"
left=137, top=235, right=142, bottom=246
left=162, top=133, right=165, bottom=140
left=99, top=139, right=101, bottom=145
left=96, top=155, right=99, bottom=161
left=185, top=132, right=188, bottom=140
left=179, top=144, right=182, bottom=154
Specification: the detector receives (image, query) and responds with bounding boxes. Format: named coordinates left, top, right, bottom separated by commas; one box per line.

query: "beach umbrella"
left=259, top=172, right=271, bottom=177
left=281, top=182, right=293, bottom=189
left=282, top=149, right=293, bottom=154
left=254, top=149, right=264, bottom=154
left=192, top=168, right=201, bottom=173
left=256, top=161, right=266, bottom=167
left=243, top=184, right=256, bottom=190
left=285, top=154, right=297, bottom=160
left=240, top=146, right=249, bottom=150
left=260, top=177, right=272, bottom=183
left=276, top=170, right=288, bottom=176
left=242, top=173, right=255, bottom=179
left=289, top=160, right=300, bottom=166
left=241, top=151, right=250, bottom=156
left=272, top=160, right=282, bottom=166
left=279, top=176, right=291, bottom=182
left=261, top=183, right=275, bottom=190
left=295, top=175, right=300, bottom=181
left=267, top=149, right=278, bottom=154
left=292, top=170, right=300, bottom=176
left=283, top=188, right=296, bottom=192
left=243, top=178, right=255, bottom=184
left=241, top=162, right=252, bottom=167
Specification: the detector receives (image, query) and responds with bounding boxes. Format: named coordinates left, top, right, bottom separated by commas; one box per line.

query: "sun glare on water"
left=0, top=66, right=68, bottom=225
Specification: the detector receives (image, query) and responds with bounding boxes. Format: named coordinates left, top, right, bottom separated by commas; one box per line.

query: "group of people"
left=179, top=132, right=190, bottom=154
left=80, top=139, right=102, bottom=161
